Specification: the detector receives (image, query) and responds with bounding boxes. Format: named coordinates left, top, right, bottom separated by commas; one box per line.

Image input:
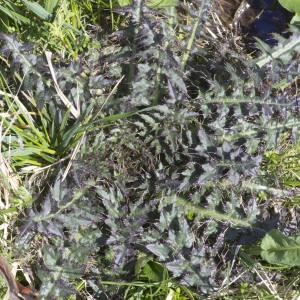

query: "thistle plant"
left=0, top=1, right=299, bottom=299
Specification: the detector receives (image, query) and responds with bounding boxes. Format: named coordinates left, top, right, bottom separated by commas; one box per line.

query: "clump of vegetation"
left=0, top=0, right=299, bottom=299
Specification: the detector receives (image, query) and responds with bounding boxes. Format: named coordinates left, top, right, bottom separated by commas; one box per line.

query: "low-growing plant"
left=0, top=0, right=101, bottom=57
left=0, top=78, right=90, bottom=172
left=122, top=257, right=196, bottom=299
left=0, top=0, right=300, bottom=299
left=264, top=142, right=300, bottom=188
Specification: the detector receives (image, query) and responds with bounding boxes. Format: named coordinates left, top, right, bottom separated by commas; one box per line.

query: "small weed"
left=122, top=257, right=196, bottom=299
left=264, top=142, right=300, bottom=188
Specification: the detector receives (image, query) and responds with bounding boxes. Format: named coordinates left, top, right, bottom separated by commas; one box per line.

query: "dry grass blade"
left=0, top=148, right=19, bottom=242
left=0, top=115, right=19, bottom=198
left=61, top=134, right=85, bottom=182
left=0, top=152, right=19, bottom=195
left=45, top=51, right=80, bottom=118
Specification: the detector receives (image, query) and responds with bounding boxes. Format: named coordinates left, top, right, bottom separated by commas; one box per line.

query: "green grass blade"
left=44, top=0, right=59, bottom=14
left=0, top=3, right=30, bottom=24
left=21, top=0, right=51, bottom=20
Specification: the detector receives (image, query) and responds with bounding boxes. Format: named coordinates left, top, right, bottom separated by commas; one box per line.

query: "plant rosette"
left=278, top=0, right=300, bottom=23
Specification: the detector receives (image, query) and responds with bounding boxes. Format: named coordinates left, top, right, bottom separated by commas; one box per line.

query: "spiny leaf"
left=146, top=244, right=170, bottom=260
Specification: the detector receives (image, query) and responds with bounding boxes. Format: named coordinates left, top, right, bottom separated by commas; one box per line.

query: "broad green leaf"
left=142, top=261, right=167, bottom=282
left=260, top=229, right=300, bottom=267
left=278, top=0, right=300, bottom=13
left=21, top=0, right=51, bottom=20
left=134, top=254, right=150, bottom=276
